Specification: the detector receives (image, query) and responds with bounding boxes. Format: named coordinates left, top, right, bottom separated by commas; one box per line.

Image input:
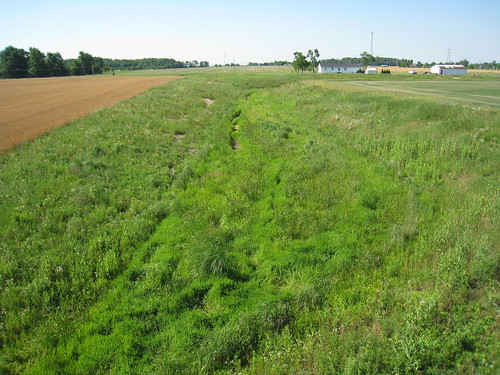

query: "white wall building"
left=430, top=64, right=467, bottom=75
left=365, top=67, right=377, bottom=74
left=318, top=62, right=364, bottom=73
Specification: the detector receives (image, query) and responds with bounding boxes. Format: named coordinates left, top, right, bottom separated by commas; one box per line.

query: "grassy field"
left=108, top=65, right=294, bottom=76
left=340, top=80, right=500, bottom=107
left=107, top=65, right=500, bottom=77
left=0, top=73, right=498, bottom=374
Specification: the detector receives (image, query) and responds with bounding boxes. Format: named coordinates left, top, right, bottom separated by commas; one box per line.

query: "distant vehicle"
left=408, top=70, right=417, bottom=74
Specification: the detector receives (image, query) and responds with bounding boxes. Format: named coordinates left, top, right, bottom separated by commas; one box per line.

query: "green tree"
left=93, top=56, right=104, bottom=74
left=78, top=51, right=95, bottom=75
left=458, top=58, right=469, bottom=68
left=292, top=52, right=309, bottom=73
left=399, top=58, right=413, bottom=67
left=0, top=45, right=29, bottom=78
left=28, top=47, right=48, bottom=77
left=68, top=51, right=102, bottom=75
left=46, top=52, right=68, bottom=76
left=360, top=51, right=376, bottom=66
left=68, top=58, right=83, bottom=75
left=307, top=49, right=320, bottom=73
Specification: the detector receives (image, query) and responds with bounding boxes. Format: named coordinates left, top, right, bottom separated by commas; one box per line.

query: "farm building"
left=365, top=67, right=377, bottom=74
left=430, top=64, right=467, bottom=75
left=318, top=62, right=364, bottom=73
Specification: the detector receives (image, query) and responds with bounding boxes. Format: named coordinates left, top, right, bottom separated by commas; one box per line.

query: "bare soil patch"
left=203, top=98, right=215, bottom=106
left=0, top=75, right=181, bottom=152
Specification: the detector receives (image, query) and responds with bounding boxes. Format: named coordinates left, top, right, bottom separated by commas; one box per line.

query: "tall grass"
left=0, top=73, right=498, bottom=374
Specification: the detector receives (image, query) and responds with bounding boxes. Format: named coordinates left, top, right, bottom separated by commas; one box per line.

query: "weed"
left=1, top=73, right=498, bottom=374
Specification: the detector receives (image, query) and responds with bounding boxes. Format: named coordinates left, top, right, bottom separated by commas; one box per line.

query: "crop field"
left=0, top=73, right=498, bottom=374
left=0, top=75, right=181, bottom=152
left=337, top=80, right=500, bottom=107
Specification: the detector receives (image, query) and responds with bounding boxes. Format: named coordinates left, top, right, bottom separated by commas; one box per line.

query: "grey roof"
left=319, top=62, right=364, bottom=68
left=432, top=64, right=467, bottom=69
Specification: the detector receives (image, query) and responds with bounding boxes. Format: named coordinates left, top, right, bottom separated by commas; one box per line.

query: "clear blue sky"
left=1, top=0, right=499, bottom=64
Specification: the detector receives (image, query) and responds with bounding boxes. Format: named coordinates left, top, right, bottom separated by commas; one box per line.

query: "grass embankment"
left=1, top=74, right=498, bottom=374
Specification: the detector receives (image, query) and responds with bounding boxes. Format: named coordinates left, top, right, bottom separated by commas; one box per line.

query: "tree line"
left=322, top=52, right=499, bottom=70
left=0, top=45, right=210, bottom=79
left=248, top=61, right=289, bottom=66
left=323, top=52, right=415, bottom=68
left=0, top=46, right=105, bottom=78
left=103, top=58, right=209, bottom=71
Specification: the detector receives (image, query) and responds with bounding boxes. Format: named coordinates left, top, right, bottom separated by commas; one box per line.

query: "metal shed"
left=430, top=64, right=467, bottom=75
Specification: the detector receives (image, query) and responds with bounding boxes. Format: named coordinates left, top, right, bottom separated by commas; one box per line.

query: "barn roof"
left=433, top=64, right=467, bottom=69
left=319, top=62, right=364, bottom=68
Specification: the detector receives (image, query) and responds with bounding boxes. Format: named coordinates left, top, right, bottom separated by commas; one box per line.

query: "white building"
left=318, top=62, right=364, bottom=73
left=430, top=64, right=467, bottom=75
left=365, top=67, right=377, bottom=74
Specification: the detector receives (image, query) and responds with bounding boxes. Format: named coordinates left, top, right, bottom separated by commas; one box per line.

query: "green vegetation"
left=1, top=73, right=498, bottom=374
left=0, top=46, right=104, bottom=77
left=343, top=80, right=500, bottom=107
left=0, top=46, right=30, bottom=78
left=66, top=51, right=105, bottom=76
left=322, top=54, right=500, bottom=70
left=292, top=50, right=320, bottom=73
left=103, top=58, right=209, bottom=71
left=0, top=46, right=206, bottom=78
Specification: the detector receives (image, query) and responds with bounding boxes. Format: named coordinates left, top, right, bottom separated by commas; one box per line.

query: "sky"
left=1, top=0, right=499, bottom=65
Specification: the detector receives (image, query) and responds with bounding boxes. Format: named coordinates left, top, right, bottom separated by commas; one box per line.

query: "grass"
left=106, top=65, right=294, bottom=76
left=340, top=80, right=500, bottom=107
left=0, top=73, right=498, bottom=374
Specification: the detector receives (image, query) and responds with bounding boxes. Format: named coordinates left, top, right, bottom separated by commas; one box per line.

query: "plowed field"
left=0, top=75, right=181, bottom=152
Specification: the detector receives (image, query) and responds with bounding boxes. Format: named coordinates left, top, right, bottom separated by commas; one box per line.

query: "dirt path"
left=0, top=75, right=181, bottom=152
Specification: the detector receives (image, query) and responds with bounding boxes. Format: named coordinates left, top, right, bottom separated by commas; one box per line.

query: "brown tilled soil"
left=0, top=75, right=181, bottom=152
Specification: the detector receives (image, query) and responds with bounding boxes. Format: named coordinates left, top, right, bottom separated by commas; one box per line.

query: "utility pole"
left=370, top=32, right=374, bottom=55
left=447, top=48, right=451, bottom=63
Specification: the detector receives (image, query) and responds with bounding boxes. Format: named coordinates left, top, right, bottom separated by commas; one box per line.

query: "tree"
left=93, top=56, right=104, bottom=74
left=46, top=52, right=68, bottom=76
left=28, top=47, right=48, bottom=77
left=307, top=49, right=320, bottom=73
left=68, top=58, right=83, bottom=75
left=68, top=51, right=103, bottom=75
left=292, top=52, right=309, bottom=73
left=0, top=46, right=29, bottom=78
left=458, top=58, right=469, bottom=68
left=398, top=58, right=413, bottom=67
left=360, top=51, right=376, bottom=67
left=78, top=51, right=94, bottom=75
